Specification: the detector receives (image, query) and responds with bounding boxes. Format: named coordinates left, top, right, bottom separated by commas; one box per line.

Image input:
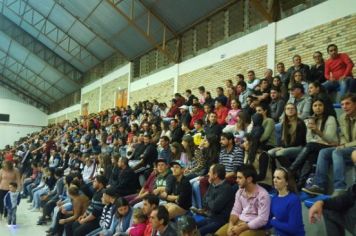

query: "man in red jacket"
left=189, top=104, right=204, bottom=129
left=323, top=44, right=355, bottom=98
left=214, top=98, right=228, bottom=126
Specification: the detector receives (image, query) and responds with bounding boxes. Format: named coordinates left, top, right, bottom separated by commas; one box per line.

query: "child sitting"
left=127, top=208, right=147, bottom=236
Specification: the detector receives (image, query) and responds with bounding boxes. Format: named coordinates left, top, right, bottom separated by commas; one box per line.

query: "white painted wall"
left=0, top=98, right=48, bottom=148
left=49, top=0, right=356, bottom=120
left=47, top=103, right=81, bottom=120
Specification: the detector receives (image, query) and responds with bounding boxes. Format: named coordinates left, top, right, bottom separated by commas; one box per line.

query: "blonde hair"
left=133, top=208, right=147, bottom=223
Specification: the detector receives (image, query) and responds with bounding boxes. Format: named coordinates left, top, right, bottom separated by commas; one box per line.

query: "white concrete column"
left=266, top=22, right=276, bottom=72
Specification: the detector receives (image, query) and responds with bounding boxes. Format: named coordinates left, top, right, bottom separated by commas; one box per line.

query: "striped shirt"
left=99, top=203, right=116, bottom=229
left=219, top=145, right=244, bottom=173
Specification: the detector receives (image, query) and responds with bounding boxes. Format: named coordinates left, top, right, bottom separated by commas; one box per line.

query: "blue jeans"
left=190, top=177, right=202, bottom=209
left=7, top=207, right=17, bottom=225
left=197, top=217, right=226, bottom=235
left=322, top=77, right=353, bottom=98
left=314, top=147, right=355, bottom=191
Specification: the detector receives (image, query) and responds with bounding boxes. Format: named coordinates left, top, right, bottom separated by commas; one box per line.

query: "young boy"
left=4, top=182, right=21, bottom=226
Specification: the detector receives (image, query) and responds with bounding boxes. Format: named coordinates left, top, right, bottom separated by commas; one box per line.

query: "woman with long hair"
left=223, top=98, right=242, bottom=134
left=108, top=197, right=133, bottom=236
left=289, top=98, right=338, bottom=189
left=268, top=167, right=305, bottom=236
left=160, top=120, right=171, bottom=140
left=289, top=70, right=308, bottom=94
left=268, top=103, right=307, bottom=169
left=0, top=160, right=21, bottom=219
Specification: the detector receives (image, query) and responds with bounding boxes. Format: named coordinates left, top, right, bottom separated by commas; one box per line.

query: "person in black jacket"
left=170, top=119, right=184, bottom=143
left=115, top=157, right=137, bottom=197
left=204, top=113, right=223, bottom=137
left=309, top=183, right=356, bottom=236
left=160, top=160, right=192, bottom=219
left=194, top=164, right=234, bottom=235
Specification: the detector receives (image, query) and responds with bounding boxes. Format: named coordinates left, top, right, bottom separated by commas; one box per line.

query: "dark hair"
left=198, top=86, right=205, bottom=92
left=247, top=70, right=255, bottom=75
left=9, top=182, right=17, bottom=188
left=65, top=175, right=74, bottom=186
left=203, top=134, right=220, bottom=166
left=160, top=136, right=170, bottom=143
left=256, top=103, right=271, bottom=117
left=212, top=164, right=226, bottom=180
left=95, top=175, right=108, bottom=187
left=155, top=205, right=170, bottom=226
left=120, top=157, right=129, bottom=166
left=143, top=194, right=159, bottom=207
left=237, top=81, right=247, bottom=89
left=341, top=93, right=356, bottom=103
left=194, top=119, right=203, bottom=126
left=311, top=97, right=332, bottom=132
left=115, top=197, right=129, bottom=208
left=216, top=87, right=224, bottom=92
left=238, top=164, right=257, bottom=184
left=293, top=54, right=301, bottom=60
left=68, top=185, right=80, bottom=196
left=220, top=132, right=234, bottom=141
left=236, top=73, right=244, bottom=80
left=277, top=62, right=284, bottom=67
left=185, top=89, right=192, bottom=94
left=275, top=167, right=298, bottom=193
left=327, top=44, right=337, bottom=52
left=54, top=168, right=63, bottom=178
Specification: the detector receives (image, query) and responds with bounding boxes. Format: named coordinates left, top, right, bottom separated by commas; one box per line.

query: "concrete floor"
left=0, top=200, right=47, bottom=236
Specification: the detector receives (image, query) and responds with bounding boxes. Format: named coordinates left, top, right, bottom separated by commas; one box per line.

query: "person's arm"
left=299, top=98, right=311, bottom=120
left=270, top=196, right=303, bottom=234
left=324, top=60, right=330, bottom=80
left=246, top=192, right=271, bottom=229
left=260, top=119, right=274, bottom=143
left=341, top=53, right=354, bottom=77
left=319, top=116, right=338, bottom=144
left=322, top=185, right=355, bottom=211
left=206, top=185, right=233, bottom=213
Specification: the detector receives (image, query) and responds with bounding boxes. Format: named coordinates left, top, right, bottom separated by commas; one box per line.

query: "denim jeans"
left=190, top=177, right=202, bottom=209
left=314, top=147, right=355, bottom=191
left=7, top=207, right=17, bottom=225
left=322, top=77, right=353, bottom=98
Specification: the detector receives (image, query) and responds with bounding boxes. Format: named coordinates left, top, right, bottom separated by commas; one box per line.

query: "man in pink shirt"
left=323, top=44, right=355, bottom=98
left=215, top=165, right=271, bottom=236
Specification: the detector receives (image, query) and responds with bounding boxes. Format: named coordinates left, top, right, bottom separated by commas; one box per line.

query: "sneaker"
left=302, top=185, right=325, bottom=195
left=331, top=190, right=346, bottom=198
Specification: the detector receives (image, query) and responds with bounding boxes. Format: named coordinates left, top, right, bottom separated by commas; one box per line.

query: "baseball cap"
left=170, top=160, right=186, bottom=168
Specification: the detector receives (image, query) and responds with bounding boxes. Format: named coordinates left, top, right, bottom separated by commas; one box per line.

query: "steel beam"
left=53, top=0, right=128, bottom=62
left=106, top=0, right=178, bottom=63
left=0, top=14, right=82, bottom=83
left=0, top=75, right=49, bottom=109
left=1, top=0, right=100, bottom=70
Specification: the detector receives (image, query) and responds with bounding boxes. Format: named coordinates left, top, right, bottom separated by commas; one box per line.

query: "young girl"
left=127, top=208, right=147, bottom=236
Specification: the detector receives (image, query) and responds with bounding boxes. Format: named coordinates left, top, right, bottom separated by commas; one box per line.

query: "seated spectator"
left=170, top=119, right=184, bottom=143
left=177, top=215, right=200, bottom=236
left=202, top=103, right=213, bottom=125
left=175, top=93, right=186, bottom=107
left=160, top=121, right=171, bottom=140
left=308, top=182, right=356, bottom=236
left=127, top=208, right=147, bottom=236
left=268, top=167, right=305, bottom=236
left=195, top=164, right=234, bottom=235
left=142, top=194, right=159, bottom=236
left=287, top=55, right=310, bottom=83
left=180, top=135, right=196, bottom=171
left=161, top=160, right=192, bottom=219
left=158, top=136, right=172, bottom=163
left=233, top=112, right=248, bottom=145
left=287, top=84, right=311, bottom=120
left=290, top=70, right=308, bottom=95
left=238, top=81, right=251, bottom=109
left=198, top=86, right=206, bottom=105
left=269, top=87, right=285, bottom=123
left=246, top=70, right=260, bottom=92
left=178, top=105, right=192, bottom=127
left=245, top=113, right=264, bottom=164
left=71, top=175, right=107, bottom=236
left=151, top=123, right=161, bottom=145
left=303, top=93, right=356, bottom=196
left=150, top=205, right=177, bottom=236
left=215, top=87, right=228, bottom=107
left=215, top=98, right=229, bottom=125
left=189, top=104, right=204, bottom=129
left=308, top=81, right=337, bottom=119
left=268, top=103, right=307, bottom=168
left=223, top=99, right=242, bottom=133
left=252, top=79, right=271, bottom=106
left=106, top=197, right=133, bottom=236
left=256, top=103, right=276, bottom=150
left=82, top=156, right=96, bottom=184
left=276, top=62, right=289, bottom=100
left=215, top=165, right=271, bottom=236
left=53, top=185, right=89, bottom=236
left=310, top=51, right=326, bottom=84
left=323, top=44, right=355, bottom=98
left=204, top=113, right=223, bottom=137
left=185, top=89, right=198, bottom=106
left=115, top=157, right=137, bottom=197
left=166, top=99, right=180, bottom=119
left=290, top=98, right=338, bottom=189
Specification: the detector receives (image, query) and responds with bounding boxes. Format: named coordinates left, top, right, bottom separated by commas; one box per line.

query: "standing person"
left=268, top=168, right=305, bottom=236
left=0, top=160, right=20, bottom=219
left=323, top=44, right=355, bottom=98
left=310, top=51, right=326, bottom=83
left=3, top=182, right=21, bottom=226
left=215, top=165, right=271, bottom=236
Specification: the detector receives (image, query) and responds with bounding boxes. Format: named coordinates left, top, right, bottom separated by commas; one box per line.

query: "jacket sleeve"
left=323, top=184, right=356, bottom=211
left=206, top=184, right=233, bottom=214
left=341, top=53, right=354, bottom=77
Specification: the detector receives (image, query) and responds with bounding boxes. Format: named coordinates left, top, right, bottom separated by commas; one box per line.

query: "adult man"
left=287, top=54, right=311, bottom=82
left=287, top=83, right=311, bottom=120
left=204, top=112, right=223, bottom=137
left=189, top=104, right=204, bottom=129
left=215, top=98, right=229, bottom=125
left=219, top=133, right=244, bottom=179
left=150, top=205, right=177, bottom=236
left=72, top=175, right=107, bottom=236
left=142, top=194, right=159, bottom=236
left=196, top=164, right=234, bottom=235
left=215, top=87, right=228, bottom=106
left=303, top=93, right=356, bottom=196
left=178, top=105, right=192, bottom=126
left=309, top=176, right=355, bottom=236
left=216, top=165, right=271, bottom=236
left=161, top=160, right=192, bottom=219
left=170, top=119, right=184, bottom=143
left=246, top=70, right=260, bottom=92
left=158, top=136, right=172, bottom=163
left=115, top=157, right=137, bottom=197
left=269, top=87, right=285, bottom=122
left=132, top=135, right=158, bottom=174
left=323, top=44, right=355, bottom=98
left=185, top=89, right=198, bottom=106
left=238, top=81, right=251, bottom=109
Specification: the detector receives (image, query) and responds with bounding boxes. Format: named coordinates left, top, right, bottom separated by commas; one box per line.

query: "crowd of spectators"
left=0, top=43, right=355, bottom=236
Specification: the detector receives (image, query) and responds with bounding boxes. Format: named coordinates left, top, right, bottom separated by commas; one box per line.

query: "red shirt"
left=143, top=222, right=153, bottom=236
left=325, top=53, right=354, bottom=80
left=189, top=109, right=204, bottom=129
left=215, top=106, right=229, bottom=125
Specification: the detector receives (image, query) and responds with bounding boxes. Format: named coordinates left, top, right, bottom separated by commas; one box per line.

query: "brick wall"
left=82, top=87, right=100, bottom=114
left=129, top=78, right=174, bottom=106
left=101, top=73, right=129, bottom=110
left=276, top=14, right=356, bottom=75
left=178, top=46, right=267, bottom=95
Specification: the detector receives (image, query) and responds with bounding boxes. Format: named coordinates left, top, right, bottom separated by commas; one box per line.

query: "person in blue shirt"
left=268, top=167, right=305, bottom=236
